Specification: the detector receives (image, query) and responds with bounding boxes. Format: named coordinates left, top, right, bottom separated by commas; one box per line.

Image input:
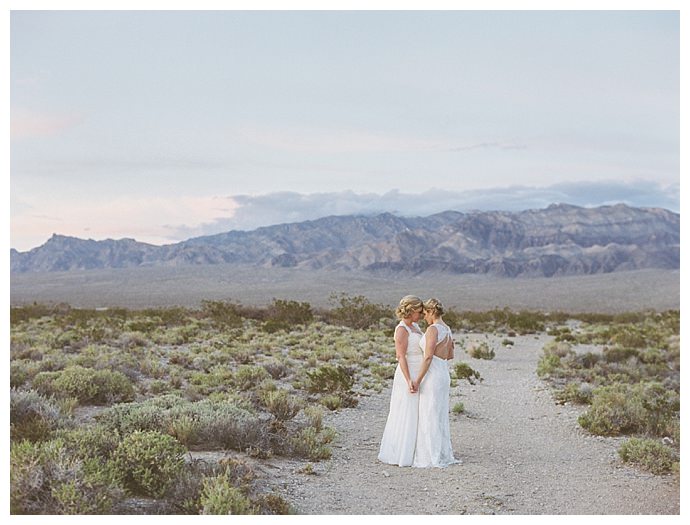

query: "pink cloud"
left=11, top=108, right=82, bottom=140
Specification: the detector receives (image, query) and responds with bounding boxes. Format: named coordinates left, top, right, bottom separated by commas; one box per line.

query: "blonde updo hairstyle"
left=395, top=295, right=423, bottom=320
left=423, top=298, right=444, bottom=318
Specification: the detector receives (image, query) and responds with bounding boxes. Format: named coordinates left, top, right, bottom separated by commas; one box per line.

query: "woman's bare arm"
left=394, top=325, right=416, bottom=392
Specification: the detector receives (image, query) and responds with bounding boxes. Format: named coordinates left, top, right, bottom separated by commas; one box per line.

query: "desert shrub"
left=501, top=338, right=515, bottom=346
left=112, top=430, right=186, bottom=498
left=576, top=352, right=601, bottom=369
left=10, top=388, right=70, bottom=442
left=167, top=415, right=201, bottom=447
left=302, top=405, right=324, bottom=431
left=289, top=426, right=336, bottom=460
left=536, top=353, right=562, bottom=377
left=543, top=340, right=574, bottom=358
left=555, top=382, right=594, bottom=405
left=506, top=310, right=545, bottom=334
left=254, top=493, right=293, bottom=515
left=370, top=362, right=396, bottom=380
left=32, top=366, right=135, bottom=405
left=10, top=360, right=40, bottom=389
left=200, top=473, right=254, bottom=515
left=452, top=402, right=465, bottom=414
left=327, top=293, right=389, bottom=329
left=190, top=364, right=235, bottom=394
left=11, top=303, right=62, bottom=325
left=466, top=341, right=495, bottom=360
left=164, top=459, right=223, bottom=514
left=263, top=359, right=291, bottom=379
left=200, top=300, right=244, bottom=329
left=578, top=382, right=679, bottom=436
left=306, top=364, right=357, bottom=407
left=265, top=299, right=313, bottom=326
left=55, top=424, right=121, bottom=460
left=233, top=364, right=271, bottom=391
left=98, top=395, right=266, bottom=451
left=260, top=389, right=304, bottom=422
left=453, top=362, right=482, bottom=384
left=261, top=318, right=292, bottom=333
left=603, top=346, right=640, bottom=363
left=319, top=394, right=343, bottom=411
left=618, top=438, right=678, bottom=475
left=609, top=327, right=648, bottom=349
left=137, top=306, right=190, bottom=327
left=10, top=438, right=123, bottom=514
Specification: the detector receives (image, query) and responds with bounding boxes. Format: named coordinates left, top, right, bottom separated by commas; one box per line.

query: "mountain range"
left=10, top=203, right=680, bottom=277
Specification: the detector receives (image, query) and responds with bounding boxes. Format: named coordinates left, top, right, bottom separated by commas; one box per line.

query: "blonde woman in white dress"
left=411, top=298, right=458, bottom=468
left=378, top=295, right=425, bottom=466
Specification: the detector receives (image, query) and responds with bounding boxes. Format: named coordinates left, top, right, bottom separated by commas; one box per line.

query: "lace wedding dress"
left=413, top=322, right=457, bottom=468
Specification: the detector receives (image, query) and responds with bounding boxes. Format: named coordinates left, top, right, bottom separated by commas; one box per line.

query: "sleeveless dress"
left=413, top=323, right=457, bottom=468
left=378, top=321, right=423, bottom=466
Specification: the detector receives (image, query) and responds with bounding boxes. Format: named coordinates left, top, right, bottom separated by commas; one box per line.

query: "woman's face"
left=409, top=309, right=423, bottom=322
left=423, top=309, right=434, bottom=324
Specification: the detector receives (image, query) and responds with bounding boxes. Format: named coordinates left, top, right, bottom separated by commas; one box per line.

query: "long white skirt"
left=413, top=356, right=457, bottom=468
left=378, top=353, right=422, bottom=467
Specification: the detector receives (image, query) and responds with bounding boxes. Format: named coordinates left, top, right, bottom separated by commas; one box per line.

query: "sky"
left=9, top=5, right=681, bottom=251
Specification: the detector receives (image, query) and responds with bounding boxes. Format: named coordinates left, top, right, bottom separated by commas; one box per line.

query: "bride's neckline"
left=401, top=320, right=423, bottom=335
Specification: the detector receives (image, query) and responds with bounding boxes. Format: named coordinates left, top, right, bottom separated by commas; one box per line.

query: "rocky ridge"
left=10, top=203, right=680, bottom=277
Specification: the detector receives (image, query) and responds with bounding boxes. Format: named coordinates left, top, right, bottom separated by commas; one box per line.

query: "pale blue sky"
left=10, top=9, right=680, bottom=250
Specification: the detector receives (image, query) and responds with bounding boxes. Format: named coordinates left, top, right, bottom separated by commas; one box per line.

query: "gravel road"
left=265, top=333, right=680, bottom=515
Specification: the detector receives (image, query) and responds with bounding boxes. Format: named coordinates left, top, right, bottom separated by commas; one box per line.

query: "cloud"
left=448, top=141, right=528, bottom=152
left=165, top=179, right=679, bottom=241
left=11, top=195, right=239, bottom=251
left=11, top=108, right=83, bottom=140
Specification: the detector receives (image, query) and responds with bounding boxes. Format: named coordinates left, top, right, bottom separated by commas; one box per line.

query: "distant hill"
left=10, top=203, right=680, bottom=277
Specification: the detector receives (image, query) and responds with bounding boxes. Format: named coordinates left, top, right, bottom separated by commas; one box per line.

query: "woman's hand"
left=408, top=379, right=418, bottom=394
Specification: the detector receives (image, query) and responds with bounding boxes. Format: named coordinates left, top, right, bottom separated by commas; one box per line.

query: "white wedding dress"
left=413, top=322, right=457, bottom=468
left=378, top=321, right=423, bottom=467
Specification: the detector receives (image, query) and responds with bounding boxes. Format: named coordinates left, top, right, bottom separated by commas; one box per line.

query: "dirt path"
left=265, top=334, right=680, bottom=514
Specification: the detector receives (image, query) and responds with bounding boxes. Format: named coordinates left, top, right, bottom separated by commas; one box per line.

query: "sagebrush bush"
left=260, top=389, right=304, bottom=422
left=306, top=364, right=355, bottom=394
left=112, top=430, right=186, bottom=497
left=10, top=438, right=123, bottom=514
left=264, top=298, right=314, bottom=328
left=200, top=474, right=254, bottom=515
left=10, top=388, right=69, bottom=442
left=327, top=293, right=389, bottom=329
left=290, top=426, right=336, bottom=460
left=618, top=438, right=678, bottom=475
left=319, top=394, right=343, bottom=411
left=453, top=362, right=482, bottom=384
left=262, top=359, right=291, bottom=379
left=32, top=366, right=135, bottom=405
left=233, top=364, right=271, bottom=391
left=200, top=300, right=244, bottom=329
left=555, top=382, right=593, bottom=404
left=578, top=382, right=678, bottom=436
left=466, top=341, right=495, bottom=360
left=97, top=394, right=266, bottom=451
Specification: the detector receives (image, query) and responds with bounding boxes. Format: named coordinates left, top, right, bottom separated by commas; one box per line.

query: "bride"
left=377, top=295, right=425, bottom=466
left=411, top=298, right=457, bottom=468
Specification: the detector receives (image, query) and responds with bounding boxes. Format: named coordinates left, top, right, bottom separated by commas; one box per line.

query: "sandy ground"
left=258, top=333, right=680, bottom=515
